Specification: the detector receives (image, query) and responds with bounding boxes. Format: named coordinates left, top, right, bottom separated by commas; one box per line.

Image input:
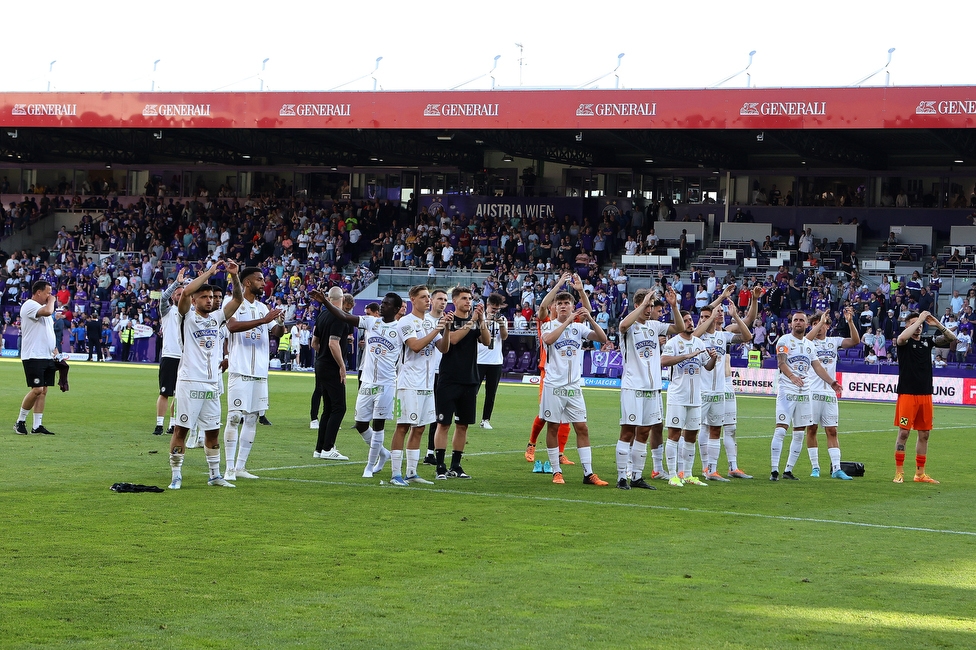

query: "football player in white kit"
left=154, top=268, right=186, bottom=436
left=696, top=294, right=751, bottom=482
left=614, top=286, right=684, bottom=490
left=221, top=267, right=284, bottom=481
left=803, top=308, right=859, bottom=479
left=388, top=285, right=452, bottom=487
left=661, top=310, right=718, bottom=486
left=712, top=284, right=763, bottom=479
left=318, top=291, right=408, bottom=478
left=540, top=291, right=609, bottom=486
left=770, top=311, right=841, bottom=481
left=168, top=260, right=243, bottom=489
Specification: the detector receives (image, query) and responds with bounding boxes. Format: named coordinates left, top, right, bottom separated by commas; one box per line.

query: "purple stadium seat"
left=515, top=351, right=533, bottom=373
left=502, top=350, right=517, bottom=372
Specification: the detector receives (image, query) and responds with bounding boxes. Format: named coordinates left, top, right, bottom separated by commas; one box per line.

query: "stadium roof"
left=2, top=87, right=975, bottom=171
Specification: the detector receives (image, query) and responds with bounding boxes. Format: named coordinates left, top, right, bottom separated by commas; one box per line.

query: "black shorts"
left=434, top=381, right=480, bottom=426
left=23, top=359, right=56, bottom=388
left=158, top=357, right=180, bottom=396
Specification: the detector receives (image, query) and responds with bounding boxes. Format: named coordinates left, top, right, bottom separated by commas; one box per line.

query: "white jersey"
left=620, top=319, right=670, bottom=390
left=160, top=309, right=183, bottom=359
left=20, top=299, right=56, bottom=360
left=477, top=319, right=505, bottom=365
left=809, top=336, right=843, bottom=394
left=699, top=330, right=735, bottom=393
left=398, top=312, right=442, bottom=391
left=177, top=309, right=227, bottom=383
left=775, top=333, right=816, bottom=396
left=359, top=315, right=409, bottom=387
left=227, top=297, right=272, bottom=377
left=662, top=334, right=709, bottom=407
left=429, top=312, right=445, bottom=371
left=542, top=319, right=592, bottom=387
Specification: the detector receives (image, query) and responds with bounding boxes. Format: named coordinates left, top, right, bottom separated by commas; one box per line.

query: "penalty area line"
left=258, top=476, right=976, bottom=537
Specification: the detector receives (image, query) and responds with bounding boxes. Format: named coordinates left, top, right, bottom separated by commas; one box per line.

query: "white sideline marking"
left=256, top=475, right=976, bottom=537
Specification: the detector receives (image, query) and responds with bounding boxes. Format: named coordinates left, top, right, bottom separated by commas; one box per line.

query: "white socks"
left=391, top=449, right=404, bottom=477
left=707, top=438, right=721, bottom=474
left=785, top=430, right=804, bottom=472
left=807, top=446, right=820, bottom=471
left=18, top=407, right=29, bottom=422
left=723, top=425, right=738, bottom=471
left=665, top=439, right=679, bottom=477
left=235, top=414, right=257, bottom=471
left=651, top=445, right=664, bottom=474
left=630, top=441, right=648, bottom=480
left=771, top=428, right=786, bottom=472
left=698, top=430, right=709, bottom=474
left=224, top=412, right=241, bottom=474
left=169, top=452, right=184, bottom=482
left=615, top=440, right=630, bottom=480
left=578, top=446, right=593, bottom=475
left=205, top=446, right=221, bottom=479
left=156, top=416, right=165, bottom=426
left=33, top=413, right=43, bottom=429
left=547, top=447, right=561, bottom=472
left=405, top=449, right=420, bottom=477
left=828, top=447, right=842, bottom=473
left=680, top=439, right=696, bottom=477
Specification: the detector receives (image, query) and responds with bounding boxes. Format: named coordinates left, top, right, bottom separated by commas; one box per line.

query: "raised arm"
left=839, top=307, right=861, bottom=348
left=178, top=263, right=217, bottom=316
left=221, top=260, right=244, bottom=320
left=727, top=300, right=753, bottom=344
left=926, top=313, right=958, bottom=348
left=159, top=268, right=186, bottom=317
left=537, top=272, right=571, bottom=320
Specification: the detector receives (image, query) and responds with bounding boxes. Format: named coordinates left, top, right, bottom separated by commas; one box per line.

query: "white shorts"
left=355, top=383, right=395, bottom=422
left=723, top=388, right=737, bottom=426
left=810, top=392, right=839, bottom=428
left=540, top=384, right=587, bottom=424
left=619, top=388, right=663, bottom=427
left=395, top=389, right=436, bottom=427
left=666, top=403, right=701, bottom=432
left=700, top=392, right=725, bottom=427
left=775, top=391, right=813, bottom=428
left=175, top=380, right=222, bottom=432
left=226, top=373, right=269, bottom=414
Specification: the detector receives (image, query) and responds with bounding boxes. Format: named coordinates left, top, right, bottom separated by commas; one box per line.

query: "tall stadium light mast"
left=851, top=48, right=896, bottom=86
left=578, top=53, right=626, bottom=89
left=47, top=60, right=57, bottom=92
left=710, top=50, right=756, bottom=88
left=515, top=43, right=524, bottom=86
left=259, top=58, right=270, bottom=91
left=152, top=59, right=161, bottom=91
left=330, top=57, right=384, bottom=91
left=450, top=55, right=502, bottom=90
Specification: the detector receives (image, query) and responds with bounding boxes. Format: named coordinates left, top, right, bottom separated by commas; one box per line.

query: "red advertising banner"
left=2, top=87, right=975, bottom=130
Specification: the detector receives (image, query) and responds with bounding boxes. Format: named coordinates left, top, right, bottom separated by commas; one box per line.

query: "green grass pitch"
left=2, top=359, right=975, bottom=648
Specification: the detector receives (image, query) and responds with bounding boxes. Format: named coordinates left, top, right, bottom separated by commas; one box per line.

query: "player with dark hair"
left=15, top=280, right=58, bottom=435
left=318, top=291, right=406, bottom=478
left=540, top=289, right=609, bottom=485
left=431, top=286, right=490, bottom=479
left=222, top=266, right=284, bottom=480
left=154, top=268, right=186, bottom=435
left=614, top=286, right=683, bottom=489
left=388, top=285, right=452, bottom=486
left=477, top=292, right=508, bottom=429
left=167, top=260, right=243, bottom=490
left=893, top=311, right=956, bottom=484
left=804, top=309, right=859, bottom=479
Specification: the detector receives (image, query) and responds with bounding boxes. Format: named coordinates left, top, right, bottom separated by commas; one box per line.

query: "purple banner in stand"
left=421, top=196, right=584, bottom=222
